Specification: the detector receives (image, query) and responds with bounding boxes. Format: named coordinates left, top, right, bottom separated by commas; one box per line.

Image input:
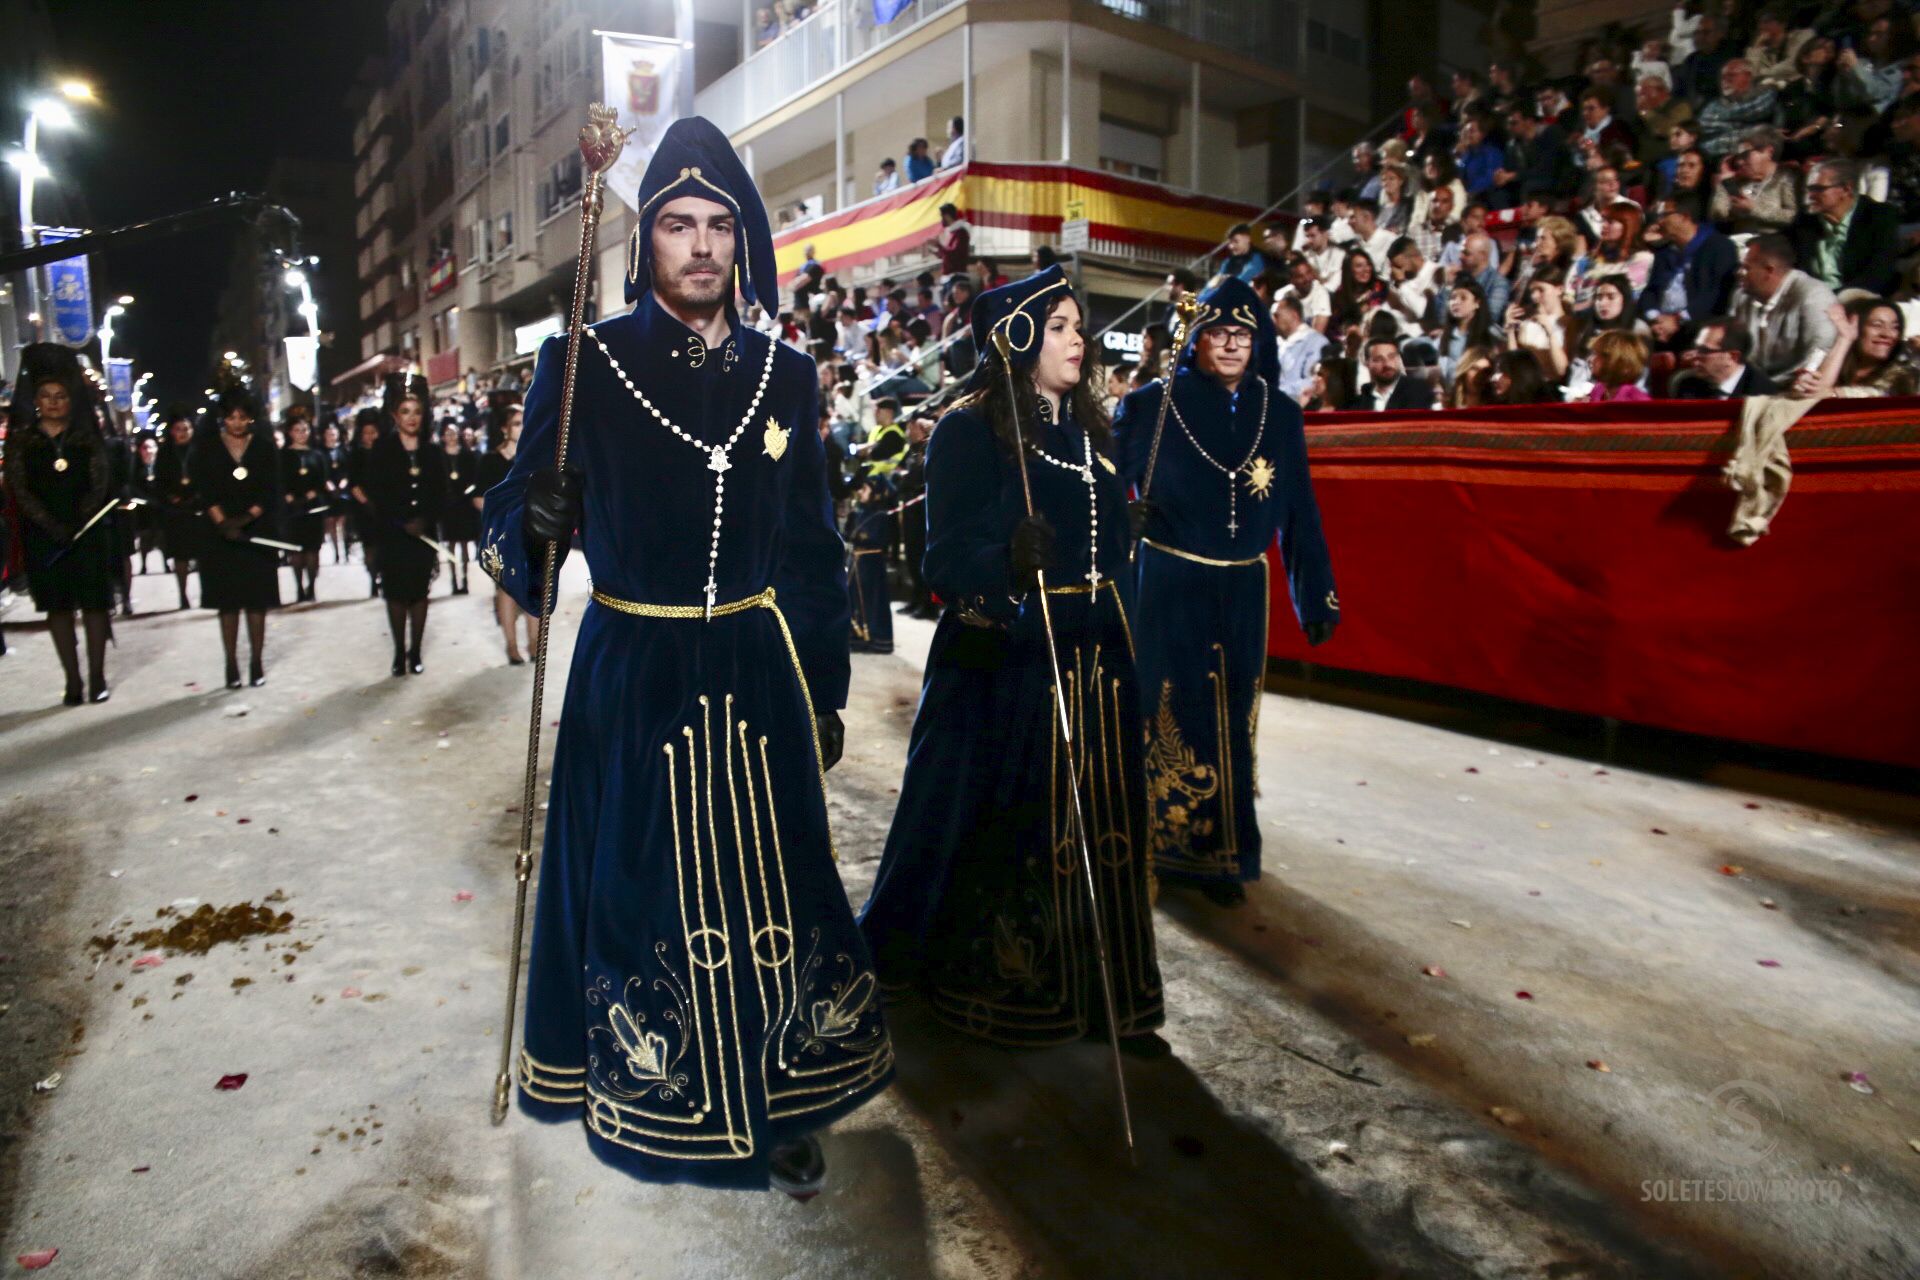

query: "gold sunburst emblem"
left=762, top=415, right=789, bottom=461
left=1244, top=456, right=1276, bottom=499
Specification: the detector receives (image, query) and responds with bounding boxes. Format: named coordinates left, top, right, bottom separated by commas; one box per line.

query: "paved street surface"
left=1, top=556, right=1916, bottom=1279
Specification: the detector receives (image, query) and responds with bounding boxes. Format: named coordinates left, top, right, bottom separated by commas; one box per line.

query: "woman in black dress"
left=190, top=390, right=281, bottom=687
left=153, top=410, right=202, bottom=609
left=435, top=424, right=478, bottom=595
left=279, top=415, right=329, bottom=602
left=320, top=420, right=350, bottom=564
left=472, top=402, right=536, bottom=664
left=346, top=410, right=385, bottom=596
left=360, top=377, right=445, bottom=675
left=3, top=354, right=116, bottom=703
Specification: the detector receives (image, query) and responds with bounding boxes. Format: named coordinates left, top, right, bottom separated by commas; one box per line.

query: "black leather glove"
left=1127, top=499, right=1158, bottom=540
left=1304, top=619, right=1337, bottom=647
left=816, top=711, right=844, bottom=771
left=523, top=464, right=584, bottom=545
left=1009, top=515, right=1056, bottom=591
left=402, top=517, right=426, bottom=537
left=219, top=516, right=248, bottom=541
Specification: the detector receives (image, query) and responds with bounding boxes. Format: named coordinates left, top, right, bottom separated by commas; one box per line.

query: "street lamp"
left=17, top=81, right=92, bottom=342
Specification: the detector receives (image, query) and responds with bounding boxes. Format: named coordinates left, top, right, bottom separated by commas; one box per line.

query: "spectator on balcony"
left=1407, top=105, right=1453, bottom=168
left=791, top=256, right=824, bottom=311
left=1351, top=140, right=1384, bottom=201
left=834, top=304, right=865, bottom=355
left=1358, top=335, right=1431, bottom=410
left=1276, top=255, right=1332, bottom=334
left=1698, top=61, right=1781, bottom=159
left=1586, top=55, right=1639, bottom=121
left=1273, top=294, right=1330, bottom=402
left=1505, top=267, right=1573, bottom=380
left=923, top=203, right=971, bottom=277
left=1401, top=72, right=1446, bottom=139
left=1728, top=233, right=1838, bottom=381
left=1642, top=190, right=1739, bottom=329
left=1031, top=245, right=1060, bottom=273
left=1489, top=349, right=1559, bottom=404
left=1672, top=316, right=1780, bottom=397
left=905, top=137, right=934, bottom=183
left=754, top=6, right=779, bottom=49
left=939, top=116, right=967, bottom=169
left=1636, top=71, right=1695, bottom=167
left=967, top=255, right=1008, bottom=293
left=1883, top=98, right=1920, bottom=227
left=1215, top=222, right=1272, bottom=286
left=1497, top=106, right=1575, bottom=209
left=1161, top=266, right=1200, bottom=327
left=1288, top=191, right=1332, bottom=251
left=874, top=157, right=901, bottom=196
left=1792, top=159, right=1902, bottom=295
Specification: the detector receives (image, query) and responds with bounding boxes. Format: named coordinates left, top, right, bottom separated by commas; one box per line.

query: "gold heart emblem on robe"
left=763, top=415, right=789, bottom=461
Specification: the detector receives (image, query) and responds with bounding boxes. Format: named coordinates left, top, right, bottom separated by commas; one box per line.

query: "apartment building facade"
left=342, top=0, right=1387, bottom=394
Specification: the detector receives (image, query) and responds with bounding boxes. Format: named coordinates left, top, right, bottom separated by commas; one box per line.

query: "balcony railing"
left=695, top=0, right=1294, bottom=139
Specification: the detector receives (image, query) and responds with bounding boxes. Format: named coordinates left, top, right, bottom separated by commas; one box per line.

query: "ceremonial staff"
left=1139, top=293, right=1200, bottom=500
left=492, top=105, right=629, bottom=1125
left=990, top=328, right=1138, bottom=1165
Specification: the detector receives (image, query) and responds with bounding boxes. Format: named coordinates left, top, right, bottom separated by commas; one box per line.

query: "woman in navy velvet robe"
left=480, top=118, right=890, bottom=1194
left=859, top=266, right=1165, bottom=1051
left=1114, top=277, right=1339, bottom=903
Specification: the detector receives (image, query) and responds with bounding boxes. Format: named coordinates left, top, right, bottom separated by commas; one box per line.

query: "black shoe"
left=769, top=1135, right=825, bottom=1200
left=507, top=653, right=525, bottom=666
left=63, top=678, right=84, bottom=707
left=225, top=659, right=242, bottom=690
left=408, top=648, right=423, bottom=675
left=249, top=658, right=266, bottom=688
left=178, top=590, right=191, bottom=611
left=369, top=580, right=380, bottom=598
left=1201, top=881, right=1247, bottom=908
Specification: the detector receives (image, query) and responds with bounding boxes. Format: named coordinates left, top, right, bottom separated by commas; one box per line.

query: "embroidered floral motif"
left=479, top=528, right=506, bottom=582
left=1143, top=678, right=1221, bottom=865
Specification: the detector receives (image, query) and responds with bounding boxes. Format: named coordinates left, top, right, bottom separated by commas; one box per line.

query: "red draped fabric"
left=1266, top=398, right=1920, bottom=769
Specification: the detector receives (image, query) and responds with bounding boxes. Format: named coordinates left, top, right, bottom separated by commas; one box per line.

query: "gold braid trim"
left=591, top=586, right=777, bottom=618
left=1139, top=538, right=1267, bottom=568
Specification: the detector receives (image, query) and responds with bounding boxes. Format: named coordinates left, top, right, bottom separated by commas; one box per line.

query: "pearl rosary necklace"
left=1029, top=411, right=1102, bottom=589
left=588, top=327, right=775, bottom=617
left=1169, top=375, right=1269, bottom=535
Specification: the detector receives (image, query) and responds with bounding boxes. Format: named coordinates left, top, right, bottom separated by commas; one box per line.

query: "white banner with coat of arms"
left=599, top=31, right=691, bottom=215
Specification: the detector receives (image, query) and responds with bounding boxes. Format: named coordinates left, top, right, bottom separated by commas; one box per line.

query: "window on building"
left=493, top=211, right=514, bottom=258
left=474, top=24, right=492, bottom=73
left=1098, top=118, right=1164, bottom=182
left=1332, top=31, right=1362, bottom=63
left=1308, top=20, right=1329, bottom=53
left=494, top=113, right=510, bottom=156
left=539, top=151, right=583, bottom=219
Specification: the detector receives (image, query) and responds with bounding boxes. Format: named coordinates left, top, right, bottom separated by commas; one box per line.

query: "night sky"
left=38, top=0, right=388, bottom=414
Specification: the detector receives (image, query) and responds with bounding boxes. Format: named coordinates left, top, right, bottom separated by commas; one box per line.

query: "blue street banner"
left=107, top=358, right=134, bottom=411
left=874, top=0, right=914, bottom=22
left=38, top=227, right=94, bottom=348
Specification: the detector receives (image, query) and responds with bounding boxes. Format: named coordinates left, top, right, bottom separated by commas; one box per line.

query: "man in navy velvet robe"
left=480, top=117, right=891, bottom=1196
left=1115, top=277, right=1339, bottom=907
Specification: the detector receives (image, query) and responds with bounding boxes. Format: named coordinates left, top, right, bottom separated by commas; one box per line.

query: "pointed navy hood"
left=622, top=116, right=778, bottom=315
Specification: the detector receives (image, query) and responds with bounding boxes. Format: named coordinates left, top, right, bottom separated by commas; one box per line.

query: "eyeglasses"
left=1805, top=183, right=1841, bottom=193
left=1202, top=330, right=1254, bottom=350
left=1690, top=344, right=1727, bottom=355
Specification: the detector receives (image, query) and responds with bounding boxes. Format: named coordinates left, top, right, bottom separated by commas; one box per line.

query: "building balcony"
left=693, top=0, right=1308, bottom=141
left=772, top=157, right=1259, bottom=283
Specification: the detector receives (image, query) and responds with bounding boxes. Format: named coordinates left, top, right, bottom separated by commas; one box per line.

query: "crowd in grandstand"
left=1221, top=0, right=1920, bottom=409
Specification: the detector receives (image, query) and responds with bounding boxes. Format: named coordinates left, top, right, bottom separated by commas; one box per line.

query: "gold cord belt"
left=590, top=585, right=777, bottom=618
left=1043, top=578, right=1121, bottom=597
left=1140, top=538, right=1265, bottom=568
left=850, top=548, right=887, bottom=557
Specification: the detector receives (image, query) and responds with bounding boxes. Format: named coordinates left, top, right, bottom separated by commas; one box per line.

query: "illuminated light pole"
left=14, top=81, right=92, bottom=342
